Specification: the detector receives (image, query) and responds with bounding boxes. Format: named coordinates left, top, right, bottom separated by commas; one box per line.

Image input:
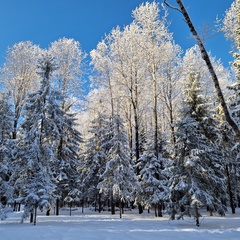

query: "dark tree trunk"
left=138, top=204, right=143, bottom=214
left=111, top=192, right=115, bottom=215
left=195, top=203, right=200, bottom=227
left=46, top=208, right=51, bottom=216
left=226, top=164, right=236, bottom=214
left=30, top=211, right=34, bottom=223
left=33, top=205, right=37, bottom=225
left=13, top=201, right=17, bottom=212
left=12, top=115, right=18, bottom=139
left=98, top=193, right=102, bottom=213
left=56, top=198, right=59, bottom=216
left=157, top=202, right=163, bottom=217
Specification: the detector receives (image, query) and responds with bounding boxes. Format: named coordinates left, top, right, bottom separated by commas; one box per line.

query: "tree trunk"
left=30, top=211, right=34, bottom=223
left=33, top=205, right=37, bottom=226
left=195, top=203, right=200, bottom=227
left=226, top=164, right=236, bottom=214
left=46, top=208, right=51, bottom=216
left=119, top=200, right=122, bottom=219
left=12, top=118, right=18, bottom=139
left=165, top=0, right=240, bottom=144
left=56, top=198, right=59, bottom=216
left=111, top=192, right=115, bottom=215
left=152, top=66, right=159, bottom=159
left=138, top=204, right=143, bottom=214
left=98, top=193, right=102, bottom=213
left=209, top=209, right=213, bottom=216
left=157, top=202, right=163, bottom=217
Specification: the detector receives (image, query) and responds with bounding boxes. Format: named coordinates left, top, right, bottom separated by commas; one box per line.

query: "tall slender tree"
left=0, top=93, right=15, bottom=208
left=18, top=53, right=59, bottom=225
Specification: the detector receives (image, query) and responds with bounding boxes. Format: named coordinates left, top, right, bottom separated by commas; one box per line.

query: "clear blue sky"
left=0, top=0, right=234, bottom=69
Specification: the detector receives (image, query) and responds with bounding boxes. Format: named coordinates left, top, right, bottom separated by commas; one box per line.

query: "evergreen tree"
left=53, top=96, right=83, bottom=215
left=136, top=139, right=168, bottom=217
left=80, top=112, right=110, bottom=212
left=223, top=0, right=240, bottom=210
left=0, top=93, right=15, bottom=208
left=166, top=70, right=226, bottom=226
left=97, top=115, right=139, bottom=217
left=18, top=53, right=58, bottom=225
left=215, top=105, right=239, bottom=214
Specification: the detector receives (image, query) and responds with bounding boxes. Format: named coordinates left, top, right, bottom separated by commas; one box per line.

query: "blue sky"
left=0, top=0, right=234, bottom=70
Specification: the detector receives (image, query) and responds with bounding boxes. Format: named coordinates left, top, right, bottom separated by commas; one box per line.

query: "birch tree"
left=49, top=37, right=86, bottom=111
left=0, top=41, right=42, bottom=139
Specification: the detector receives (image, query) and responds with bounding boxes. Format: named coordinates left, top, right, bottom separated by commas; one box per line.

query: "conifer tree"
left=0, top=93, right=15, bottom=208
left=215, top=105, right=239, bottom=214
left=136, top=139, right=168, bottom=217
left=18, top=53, right=58, bottom=225
left=97, top=115, right=139, bottom=217
left=53, top=96, right=82, bottom=215
left=167, top=70, right=226, bottom=226
left=80, top=112, right=110, bottom=212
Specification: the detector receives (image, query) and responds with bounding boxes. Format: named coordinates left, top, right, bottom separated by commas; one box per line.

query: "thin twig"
left=163, top=0, right=182, bottom=13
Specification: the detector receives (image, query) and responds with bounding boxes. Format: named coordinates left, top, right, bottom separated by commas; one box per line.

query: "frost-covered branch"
left=165, top=0, right=240, bottom=144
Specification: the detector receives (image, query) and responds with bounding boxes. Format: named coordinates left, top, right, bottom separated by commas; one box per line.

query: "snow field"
left=0, top=208, right=239, bottom=240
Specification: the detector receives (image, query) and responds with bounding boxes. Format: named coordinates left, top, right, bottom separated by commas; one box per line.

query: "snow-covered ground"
left=0, top=207, right=239, bottom=240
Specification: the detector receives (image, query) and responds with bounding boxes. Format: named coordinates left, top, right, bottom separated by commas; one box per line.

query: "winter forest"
left=0, top=0, right=240, bottom=227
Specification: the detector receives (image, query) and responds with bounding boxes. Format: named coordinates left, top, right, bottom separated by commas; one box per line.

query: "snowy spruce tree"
left=222, top=0, right=240, bottom=210
left=18, top=53, right=60, bottom=225
left=136, top=139, right=169, bottom=217
left=0, top=92, right=15, bottom=212
left=97, top=115, right=139, bottom=218
left=215, top=105, right=239, bottom=214
left=80, top=112, right=110, bottom=212
left=166, top=69, right=226, bottom=226
left=52, top=95, right=82, bottom=215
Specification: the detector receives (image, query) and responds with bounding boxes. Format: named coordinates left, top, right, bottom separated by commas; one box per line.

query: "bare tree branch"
left=163, top=0, right=181, bottom=13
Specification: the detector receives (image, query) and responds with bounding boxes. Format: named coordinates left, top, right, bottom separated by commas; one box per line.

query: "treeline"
left=0, top=1, right=239, bottom=225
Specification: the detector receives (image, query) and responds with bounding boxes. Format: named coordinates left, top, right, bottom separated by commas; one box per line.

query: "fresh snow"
left=0, top=208, right=239, bottom=240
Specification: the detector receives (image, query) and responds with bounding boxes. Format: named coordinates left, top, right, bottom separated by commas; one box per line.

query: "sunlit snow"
left=0, top=208, right=239, bottom=240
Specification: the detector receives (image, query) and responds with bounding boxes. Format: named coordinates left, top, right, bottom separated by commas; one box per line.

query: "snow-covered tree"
left=0, top=92, right=14, bottom=207
left=224, top=0, right=240, bottom=126
left=97, top=115, right=139, bottom=217
left=53, top=105, right=82, bottom=215
left=164, top=0, right=240, bottom=144
left=136, top=139, right=168, bottom=217
left=180, top=45, right=231, bottom=106
left=0, top=41, right=42, bottom=139
left=49, top=37, right=86, bottom=111
left=18, top=53, right=59, bottom=225
left=80, top=112, right=110, bottom=212
left=166, top=69, right=226, bottom=226
left=215, top=104, right=239, bottom=214
left=220, top=0, right=238, bottom=49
